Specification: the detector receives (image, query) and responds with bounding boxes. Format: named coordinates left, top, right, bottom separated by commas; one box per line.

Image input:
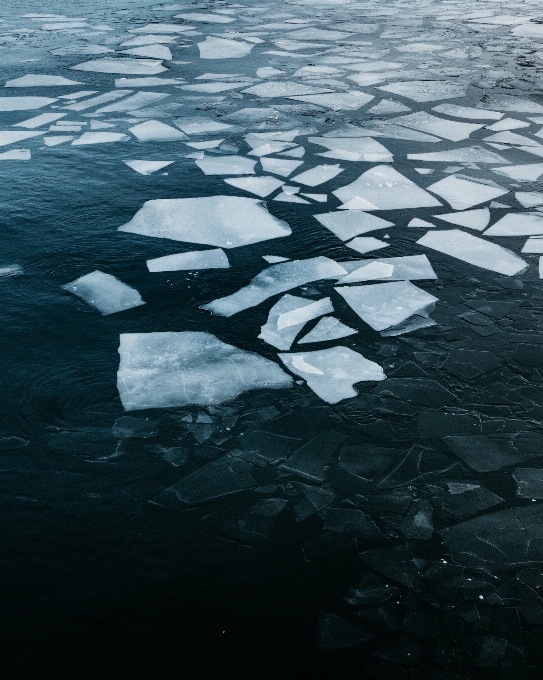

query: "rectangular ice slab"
left=278, top=347, right=385, bottom=404
left=119, top=196, right=291, bottom=248
left=62, top=270, right=145, bottom=315
left=117, top=332, right=293, bottom=411
left=333, top=165, right=442, bottom=210
left=335, top=281, right=438, bottom=332
left=417, top=229, right=527, bottom=276
left=202, top=257, right=347, bottom=317
left=147, top=248, right=229, bottom=272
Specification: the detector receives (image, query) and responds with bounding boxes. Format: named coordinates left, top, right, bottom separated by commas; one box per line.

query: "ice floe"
left=62, top=271, right=145, bottom=315
left=147, top=248, right=229, bottom=272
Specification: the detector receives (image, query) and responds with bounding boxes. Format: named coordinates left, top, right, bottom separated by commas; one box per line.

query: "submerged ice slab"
left=426, top=176, right=508, bottom=210
left=117, top=332, right=293, bottom=411
left=202, top=257, right=347, bottom=317
left=147, top=248, right=229, bottom=272
left=417, top=229, right=527, bottom=276
left=63, top=270, right=145, bottom=315
left=259, top=294, right=333, bottom=350
left=314, top=211, right=394, bottom=241
left=298, top=316, right=357, bottom=343
left=120, top=196, right=291, bottom=248
left=278, top=347, right=385, bottom=404
left=335, top=281, right=438, bottom=332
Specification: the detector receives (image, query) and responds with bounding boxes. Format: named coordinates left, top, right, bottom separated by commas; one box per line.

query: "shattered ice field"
left=7, top=0, right=543, bottom=677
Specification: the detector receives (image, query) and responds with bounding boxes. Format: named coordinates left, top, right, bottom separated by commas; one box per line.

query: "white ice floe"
left=339, top=255, right=436, bottom=282
left=291, top=164, right=343, bottom=186
left=431, top=104, right=503, bottom=120
left=417, top=229, right=527, bottom=276
left=72, top=132, right=128, bottom=145
left=257, top=67, right=285, bottom=78
left=242, top=81, right=332, bottom=98
left=492, top=164, right=543, bottom=182
left=340, top=261, right=394, bottom=283
left=484, top=213, right=543, bottom=237
left=51, top=45, right=114, bottom=55
left=314, top=211, right=394, bottom=240
left=260, top=157, right=304, bottom=177
left=487, top=118, right=529, bottom=132
left=185, top=140, right=223, bottom=150
left=263, top=256, right=289, bottom=264
left=345, top=237, right=389, bottom=254
left=259, top=294, right=333, bottom=350
left=174, top=12, right=236, bottom=23
left=522, top=238, right=543, bottom=254
left=115, top=77, right=183, bottom=87
left=124, top=160, right=174, bottom=175
left=368, top=99, right=411, bottom=114
left=147, top=248, right=229, bottom=272
left=0, top=149, right=31, bottom=160
left=117, top=331, right=292, bottom=411
left=95, top=92, right=169, bottom=113
left=71, top=59, right=167, bottom=75
left=62, top=90, right=133, bottom=112
left=278, top=347, right=385, bottom=404
left=202, top=257, right=347, bottom=316
left=198, top=37, right=254, bottom=60
left=390, top=111, right=483, bottom=142
left=298, top=316, right=357, bottom=344
left=433, top=208, right=491, bottom=231
left=0, top=97, right=57, bottom=111
left=119, top=196, right=291, bottom=248
left=180, top=81, right=253, bottom=93
left=333, top=165, right=442, bottom=210
left=5, top=74, right=82, bottom=87
left=130, top=23, right=196, bottom=33
left=484, top=131, right=541, bottom=147
left=277, top=297, right=334, bottom=330
left=407, top=147, right=508, bottom=164
left=224, top=176, right=284, bottom=197
left=63, top=271, right=145, bottom=315
left=308, top=136, right=393, bottom=162
left=286, top=91, right=374, bottom=111
left=378, top=80, right=466, bottom=102
left=129, top=120, right=187, bottom=142
left=175, top=118, right=233, bottom=135
left=247, top=141, right=297, bottom=157
left=196, top=156, right=256, bottom=175
left=43, top=136, right=74, bottom=146
left=121, top=45, right=173, bottom=60
left=15, top=112, right=66, bottom=128
left=0, top=131, right=44, bottom=146
left=120, top=35, right=178, bottom=47
left=516, top=192, right=543, bottom=208
left=408, top=218, right=435, bottom=228
left=426, top=176, right=508, bottom=210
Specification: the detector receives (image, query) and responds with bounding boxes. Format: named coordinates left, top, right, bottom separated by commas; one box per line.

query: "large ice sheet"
left=5, top=75, right=82, bottom=87
left=259, top=294, right=333, bottom=350
left=0, top=97, right=57, bottom=111
left=129, top=120, right=187, bottom=142
left=119, top=196, right=291, bottom=248
left=335, top=281, right=438, bottom=331
left=117, top=332, right=293, bottom=411
left=426, top=176, right=508, bottom=210
left=63, top=271, right=145, bottom=315
left=147, top=248, right=229, bottom=272
left=198, top=37, right=254, bottom=60
left=333, top=165, right=442, bottom=210
left=417, top=229, right=527, bottom=276
left=71, top=59, right=167, bottom=75
left=314, top=211, right=394, bottom=240
left=202, top=257, right=347, bottom=317
left=278, top=347, right=386, bottom=404
left=485, top=213, right=543, bottom=237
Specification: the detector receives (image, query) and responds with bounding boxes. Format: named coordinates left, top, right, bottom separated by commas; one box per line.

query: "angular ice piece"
left=308, top=137, right=392, bottom=162
left=62, top=90, right=133, bottom=112
left=120, top=35, right=178, bottom=47
left=408, top=218, right=435, bottom=228
left=417, top=229, right=527, bottom=276
left=95, top=91, right=169, bottom=113
left=335, top=281, right=438, bottom=331
left=117, top=331, right=292, bottom=411
left=484, top=131, right=541, bottom=146
left=130, top=23, right=197, bottom=34
left=390, top=112, right=483, bottom=142
left=345, top=237, right=389, bottom=254
left=202, top=257, right=347, bottom=317
left=147, top=248, right=229, bottom=272
left=291, top=164, right=343, bottom=187
left=185, top=140, right=224, bottom=150
left=62, top=270, right=145, bottom=315
left=280, top=147, right=304, bottom=158
left=124, top=160, right=174, bottom=175
left=15, top=112, right=66, bottom=128
left=487, top=118, right=530, bottom=132
left=247, top=141, right=297, bottom=157
left=43, top=136, right=74, bottom=146
left=315, top=211, right=394, bottom=241
left=522, top=237, right=543, bottom=254
left=493, top=164, right=543, bottom=182
left=517, top=192, right=543, bottom=208
left=175, top=118, right=233, bottom=135
left=259, top=295, right=331, bottom=350
left=262, top=255, right=289, bottom=264
left=341, top=261, right=394, bottom=283
left=71, top=59, right=167, bottom=75
left=333, top=165, right=442, bottom=210
left=379, top=80, right=466, bottom=102
left=285, top=91, right=374, bottom=111
left=0, top=149, right=30, bottom=160
left=51, top=45, right=113, bottom=56
left=175, top=12, right=235, bottom=22
left=485, top=213, right=543, bottom=237
left=433, top=208, right=490, bottom=231
left=278, top=347, right=386, bottom=404
left=432, top=104, right=503, bottom=120
left=242, top=82, right=331, bottom=98
left=120, top=196, right=290, bottom=248
left=302, top=194, right=327, bottom=202
left=180, top=81, right=253, bottom=94
left=196, top=156, right=256, bottom=176
left=277, top=297, right=334, bottom=330
left=407, top=146, right=508, bottom=164
left=72, top=132, right=128, bottom=145
left=298, top=316, right=357, bottom=343
left=256, top=67, right=285, bottom=78
left=260, top=157, right=304, bottom=177
left=426, top=176, right=508, bottom=210
left=114, top=77, right=183, bottom=87
left=0, top=97, right=56, bottom=111
left=368, top=99, right=411, bottom=114
left=129, top=120, right=187, bottom=142
left=245, top=129, right=301, bottom=145
left=198, top=37, right=254, bottom=60
left=340, top=255, right=437, bottom=282
left=120, top=45, right=173, bottom=60
left=224, top=176, right=284, bottom=197
left=274, top=193, right=309, bottom=204
left=5, top=74, right=82, bottom=87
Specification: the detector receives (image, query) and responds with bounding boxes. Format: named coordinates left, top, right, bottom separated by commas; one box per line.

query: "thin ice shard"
left=147, top=249, right=229, bottom=272
left=0, top=97, right=57, bottom=111
left=124, top=160, right=174, bottom=175
left=5, top=74, right=82, bottom=87
left=298, top=317, right=357, bottom=343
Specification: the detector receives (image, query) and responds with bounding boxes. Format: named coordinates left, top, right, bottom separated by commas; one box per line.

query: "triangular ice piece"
left=314, top=211, right=394, bottom=240
left=224, top=176, right=284, bottom=197
left=298, top=317, right=357, bottom=344
left=433, top=208, right=490, bottom=231
left=426, top=176, right=508, bottom=210
left=124, top=160, right=174, bottom=175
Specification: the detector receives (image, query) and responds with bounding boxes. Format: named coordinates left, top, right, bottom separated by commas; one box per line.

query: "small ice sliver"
left=62, top=270, right=145, bottom=315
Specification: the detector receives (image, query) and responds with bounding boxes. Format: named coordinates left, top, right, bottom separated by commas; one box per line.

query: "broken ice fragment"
left=198, top=37, right=254, bottom=60
left=0, top=149, right=30, bottom=160
left=129, top=120, right=187, bottom=142
left=315, top=211, right=394, bottom=241
left=433, top=208, right=490, bottom=231
left=341, top=261, right=394, bottom=283
left=147, top=249, right=229, bottom=272
left=408, top=218, right=435, bottom=228
left=390, top=111, right=483, bottom=142
left=72, top=132, right=128, bottom=145
left=260, top=157, right=304, bottom=177
left=432, top=104, right=503, bottom=120
left=298, top=316, right=357, bottom=343
left=493, top=164, right=543, bottom=182
left=516, top=192, right=543, bottom=208
left=175, top=118, right=233, bottom=135
left=407, top=147, right=508, bottom=164
left=5, top=74, right=82, bottom=87
left=426, top=176, right=508, bottom=210
left=485, top=213, right=543, bottom=236
left=63, top=270, right=145, bottom=315
left=15, top=112, right=66, bottom=128
left=378, top=80, right=466, bottom=102
left=0, top=97, right=57, bottom=111
left=345, top=237, right=389, bottom=255
left=277, top=297, right=333, bottom=330
left=196, top=156, right=256, bottom=176
left=279, top=347, right=386, bottom=404
left=124, top=160, right=174, bottom=175
left=71, top=59, right=167, bottom=75
left=259, top=294, right=330, bottom=350
left=117, top=332, right=292, bottom=411
left=309, top=136, right=393, bottom=162
left=290, top=164, right=344, bottom=187
left=223, top=176, right=284, bottom=197
left=286, top=91, right=374, bottom=111
left=119, top=196, right=291, bottom=248
left=417, top=229, right=528, bottom=276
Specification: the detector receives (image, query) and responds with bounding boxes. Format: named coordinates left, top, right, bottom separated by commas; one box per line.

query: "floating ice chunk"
left=0, top=265, right=23, bottom=277
left=277, top=297, right=334, bottom=330
left=51, top=45, right=114, bottom=56
left=291, top=164, right=343, bottom=187
left=245, top=130, right=301, bottom=146
left=5, top=74, right=82, bottom=89
left=336, top=281, right=438, bottom=331
left=333, top=165, right=442, bottom=210
left=117, top=331, right=292, bottom=411
left=417, top=229, right=527, bottom=276
left=309, top=137, right=392, bottom=162
left=15, top=112, right=66, bottom=128
left=484, top=131, right=542, bottom=147
left=426, top=176, right=508, bottom=210
left=0, top=148, right=30, bottom=160
left=147, top=248, right=229, bottom=272
left=129, top=120, right=187, bottom=142
left=63, top=271, right=145, bottom=315
left=279, top=347, right=385, bottom=404
left=257, top=67, right=284, bottom=78
left=493, top=164, right=543, bottom=182
left=71, top=59, right=167, bottom=75
left=378, top=80, right=466, bottom=102
left=407, top=146, right=507, bottom=164
left=340, top=255, right=436, bottom=281
left=260, top=157, right=304, bottom=177
left=485, top=213, right=543, bottom=236
left=259, top=294, right=332, bottom=350
left=242, top=82, right=331, bottom=98
left=516, top=192, right=543, bottom=208
left=431, top=104, right=503, bottom=120
left=487, top=118, right=530, bottom=132
left=274, top=193, right=309, bottom=204
left=248, top=141, right=297, bottom=157
left=198, top=37, right=254, bottom=60
left=72, top=132, right=128, bottom=145
left=368, top=99, right=411, bottom=114
left=408, top=218, right=435, bottom=228
left=224, top=176, right=284, bottom=197
left=62, top=90, right=133, bottom=112
left=0, top=97, right=56, bottom=111
left=130, top=23, right=196, bottom=34
left=120, top=196, right=291, bottom=248
left=288, top=28, right=353, bottom=40
left=175, top=118, right=233, bottom=135
left=121, top=45, right=173, bottom=60
left=124, top=160, right=174, bottom=175
left=433, top=208, right=490, bottom=231
left=202, top=257, right=347, bottom=317
left=263, top=255, right=289, bottom=264
left=298, top=316, right=357, bottom=343
left=286, top=91, right=374, bottom=111
left=196, top=156, right=256, bottom=176
left=95, top=92, right=169, bottom=113
left=180, top=81, right=253, bottom=94
left=174, top=12, right=235, bottom=23
left=390, top=112, right=483, bottom=142
left=315, top=211, right=394, bottom=241
left=345, top=237, right=389, bottom=254
left=0, top=131, right=43, bottom=146
left=185, top=140, right=223, bottom=150
left=115, top=77, right=183, bottom=87
left=522, top=237, right=543, bottom=253
left=43, top=136, right=74, bottom=146
left=341, top=261, right=394, bottom=283
left=280, top=147, right=304, bottom=158
left=120, top=35, right=178, bottom=47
